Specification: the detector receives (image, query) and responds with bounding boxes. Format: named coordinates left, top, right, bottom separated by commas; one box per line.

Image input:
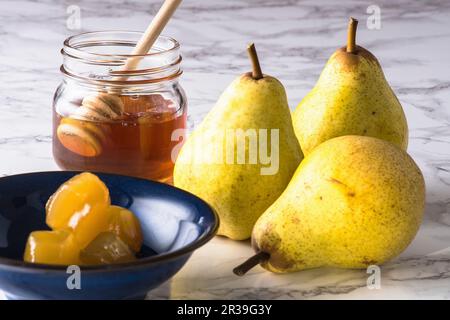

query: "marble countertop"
left=1, top=0, right=450, bottom=299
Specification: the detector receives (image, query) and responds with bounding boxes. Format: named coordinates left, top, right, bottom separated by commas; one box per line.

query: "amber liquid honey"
left=53, top=95, right=186, bottom=183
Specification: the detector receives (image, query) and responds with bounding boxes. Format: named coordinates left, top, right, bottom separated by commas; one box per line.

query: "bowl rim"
left=0, top=171, right=220, bottom=273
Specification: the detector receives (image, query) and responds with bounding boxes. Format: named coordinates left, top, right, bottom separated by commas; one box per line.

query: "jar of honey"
left=53, top=31, right=187, bottom=183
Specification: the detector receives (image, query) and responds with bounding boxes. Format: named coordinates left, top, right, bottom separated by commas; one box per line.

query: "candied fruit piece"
left=80, top=232, right=136, bottom=265
left=107, top=206, right=143, bottom=253
left=24, top=230, right=80, bottom=266
left=46, top=172, right=111, bottom=248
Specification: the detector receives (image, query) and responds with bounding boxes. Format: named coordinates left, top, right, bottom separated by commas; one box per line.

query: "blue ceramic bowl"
left=0, top=171, right=218, bottom=300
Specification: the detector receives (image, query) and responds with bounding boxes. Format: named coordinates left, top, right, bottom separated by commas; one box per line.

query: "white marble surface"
left=0, top=0, right=450, bottom=299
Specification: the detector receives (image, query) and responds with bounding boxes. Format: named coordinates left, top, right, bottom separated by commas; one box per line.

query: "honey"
left=53, top=94, right=186, bottom=182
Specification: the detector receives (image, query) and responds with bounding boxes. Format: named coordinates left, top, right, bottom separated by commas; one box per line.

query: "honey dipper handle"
left=123, top=0, right=183, bottom=71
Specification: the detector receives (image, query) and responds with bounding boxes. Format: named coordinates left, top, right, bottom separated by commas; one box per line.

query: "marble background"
left=0, top=0, right=449, bottom=299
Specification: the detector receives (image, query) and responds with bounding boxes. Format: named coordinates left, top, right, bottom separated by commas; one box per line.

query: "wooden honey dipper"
left=58, top=0, right=183, bottom=157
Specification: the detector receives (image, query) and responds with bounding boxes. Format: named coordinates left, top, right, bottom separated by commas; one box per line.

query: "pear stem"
left=346, top=17, right=358, bottom=53
left=247, top=43, right=263, bottom=80
left=233, top=251, right=270, bottom=276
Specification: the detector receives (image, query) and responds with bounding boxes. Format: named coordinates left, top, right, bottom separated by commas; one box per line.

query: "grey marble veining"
left=0, top=0, right=449, bottom=299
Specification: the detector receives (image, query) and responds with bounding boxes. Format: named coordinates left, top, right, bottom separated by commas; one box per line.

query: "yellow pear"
left=234, top=136, right=425, bottom=274
left=174, top=44, right=303, bottom=240
left=293, top=18, right=408, bottom=155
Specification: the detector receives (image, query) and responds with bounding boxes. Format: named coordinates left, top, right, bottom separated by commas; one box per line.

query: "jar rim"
left=63, top=31, right=180, bottom=59
left=61, top=31, right=182, bottom=87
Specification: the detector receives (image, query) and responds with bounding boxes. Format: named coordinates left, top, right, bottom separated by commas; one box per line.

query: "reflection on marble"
left=0, top=0, right=449, bottom=299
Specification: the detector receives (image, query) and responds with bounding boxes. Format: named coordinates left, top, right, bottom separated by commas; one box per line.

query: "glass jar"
left=53, top=31, right=187, bottom=183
